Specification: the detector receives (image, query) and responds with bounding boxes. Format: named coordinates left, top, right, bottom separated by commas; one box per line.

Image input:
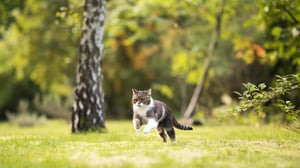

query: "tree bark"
left=183, top=0, right=226, bottom=119
left=72, top=0, right=106, bottom=133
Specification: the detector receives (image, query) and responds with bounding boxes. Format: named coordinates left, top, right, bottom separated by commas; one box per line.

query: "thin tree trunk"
left=72, top=0, right=106, bottom=133
left=180, top=78, right=187, bottom=115
left=183, top=0, right=226, bottom=119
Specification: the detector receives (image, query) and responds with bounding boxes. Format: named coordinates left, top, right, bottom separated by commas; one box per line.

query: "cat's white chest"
left=133, top=104, right=151, bottom=117
left=132, top=98, right=158, bottom=134
left=132, top=98, right=154, bottom=118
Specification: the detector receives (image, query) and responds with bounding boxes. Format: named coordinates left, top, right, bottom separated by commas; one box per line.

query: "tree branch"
left=183, top=0, right=227, bottom=119
left=281, top=6, right=299, bottom=25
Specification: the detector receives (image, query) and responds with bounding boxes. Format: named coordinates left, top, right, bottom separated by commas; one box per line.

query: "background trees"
left=0, top=0, right=299, bottom=126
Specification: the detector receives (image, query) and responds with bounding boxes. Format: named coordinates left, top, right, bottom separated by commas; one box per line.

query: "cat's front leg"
left=143, top=118, right=158, bottom=134
left=133, top=118, right=141, bottom=132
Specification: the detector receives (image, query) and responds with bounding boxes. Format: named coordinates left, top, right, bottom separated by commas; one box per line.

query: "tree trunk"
left=72, top=0, right=106, bottom=133
left=183, top=0, right=226, bottom=119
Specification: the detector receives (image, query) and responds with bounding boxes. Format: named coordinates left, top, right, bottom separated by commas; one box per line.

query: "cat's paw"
left=136, top=129, right=140, bottom=132
left=143, top=130, right=150, bottom=134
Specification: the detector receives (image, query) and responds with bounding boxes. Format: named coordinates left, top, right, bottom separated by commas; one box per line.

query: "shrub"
left=6, top=100, right=46, bottom=127
left=34, top=93, right=72, bottom=121
left=221, top=74, right=300, bottom=131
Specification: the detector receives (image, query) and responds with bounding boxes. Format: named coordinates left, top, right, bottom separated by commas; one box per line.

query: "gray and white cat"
left=131, top=88, right=193, bottom=142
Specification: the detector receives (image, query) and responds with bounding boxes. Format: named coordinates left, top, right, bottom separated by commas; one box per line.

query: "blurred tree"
left=97, top=0, right=266, bottom=119
left=71, top=0, right=106, bottom=133
left=183, top=0, right=226, bottom=119
left=234, top=0, right=300, bottom=73
left=0, top=0, right=76, bottom=119
left=262, top=0, right=300, bottom=74
left=0, top=0, right=24, bottom=38
left=0, top=0, right=298, bottom=122
left=0, top=0, right=76, bottom=93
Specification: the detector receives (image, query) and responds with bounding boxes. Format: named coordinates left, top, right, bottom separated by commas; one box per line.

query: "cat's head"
left=131, top=88, right=152, bottom=107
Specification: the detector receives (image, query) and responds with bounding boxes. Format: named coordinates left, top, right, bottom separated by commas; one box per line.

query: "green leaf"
left=271, top=26, right=282, bottom=38
left=258, top=83, right=266, bottom=90
left=153, top=84, right=173, bottom=99
left=233, top=91, right=242, bottom=97
left=171, top=51, right=188, bottom=76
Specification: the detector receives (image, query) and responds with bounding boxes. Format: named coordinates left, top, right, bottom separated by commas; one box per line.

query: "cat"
left=131, top=88, right=193, bottom=142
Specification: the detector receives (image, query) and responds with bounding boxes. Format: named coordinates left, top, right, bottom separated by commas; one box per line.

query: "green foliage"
left=6, top=100, right=46, bottom=127
left=276, top=100, right=298, bottom=120
left=261, top=0, right=300, bottom=67
left=0, top=120, right=299, bottom=168
left=0, top=0, right=76, bottom=94
left=153, top=84, right=173, bottom=99
left=222, top=74, right=300, bottom=130
left=0, top=0, right=77, bottom=119
left=238, top=0, right=300, bottom=71
left=34, top=93, right=72, bottom=121
left=0, top=0, right=299, bottom=120
left=0, top=74, right=39, bottom=119
left=0, top=0, right=25, bottom=37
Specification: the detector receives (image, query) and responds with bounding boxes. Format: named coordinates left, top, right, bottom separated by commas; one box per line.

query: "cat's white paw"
left=143, top=129, right=150, bottom=134
left=136, top=129, right=140, bottom=132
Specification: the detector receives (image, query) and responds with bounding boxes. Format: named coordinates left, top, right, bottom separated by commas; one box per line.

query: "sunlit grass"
left=0, top=120, right=299, bottom=168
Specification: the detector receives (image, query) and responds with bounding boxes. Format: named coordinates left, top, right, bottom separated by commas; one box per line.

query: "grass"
left=0, top=120, right=299, bottom=168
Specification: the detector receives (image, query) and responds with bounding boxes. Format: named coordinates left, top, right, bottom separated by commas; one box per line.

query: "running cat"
left=131, top=88, right=193, bottom=142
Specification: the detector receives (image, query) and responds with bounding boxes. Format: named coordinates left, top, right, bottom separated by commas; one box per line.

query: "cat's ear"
left=147, top=88, right=152, bottom=95
left=132, top=88, right=138, bottom=95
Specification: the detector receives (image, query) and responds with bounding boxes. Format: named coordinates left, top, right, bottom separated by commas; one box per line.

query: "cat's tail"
left=172, top=117, right=193, bottom=130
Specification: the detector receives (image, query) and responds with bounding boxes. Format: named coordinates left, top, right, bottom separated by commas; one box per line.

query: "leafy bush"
left=6, top=100, right=46, bottom=127
left=34, top=93, right=72, bottom=121
left=221, top=74, right=300, bottom=131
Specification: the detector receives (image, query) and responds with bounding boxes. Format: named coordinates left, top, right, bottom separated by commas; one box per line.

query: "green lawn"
left=0, top=120, right=299, bottom=168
